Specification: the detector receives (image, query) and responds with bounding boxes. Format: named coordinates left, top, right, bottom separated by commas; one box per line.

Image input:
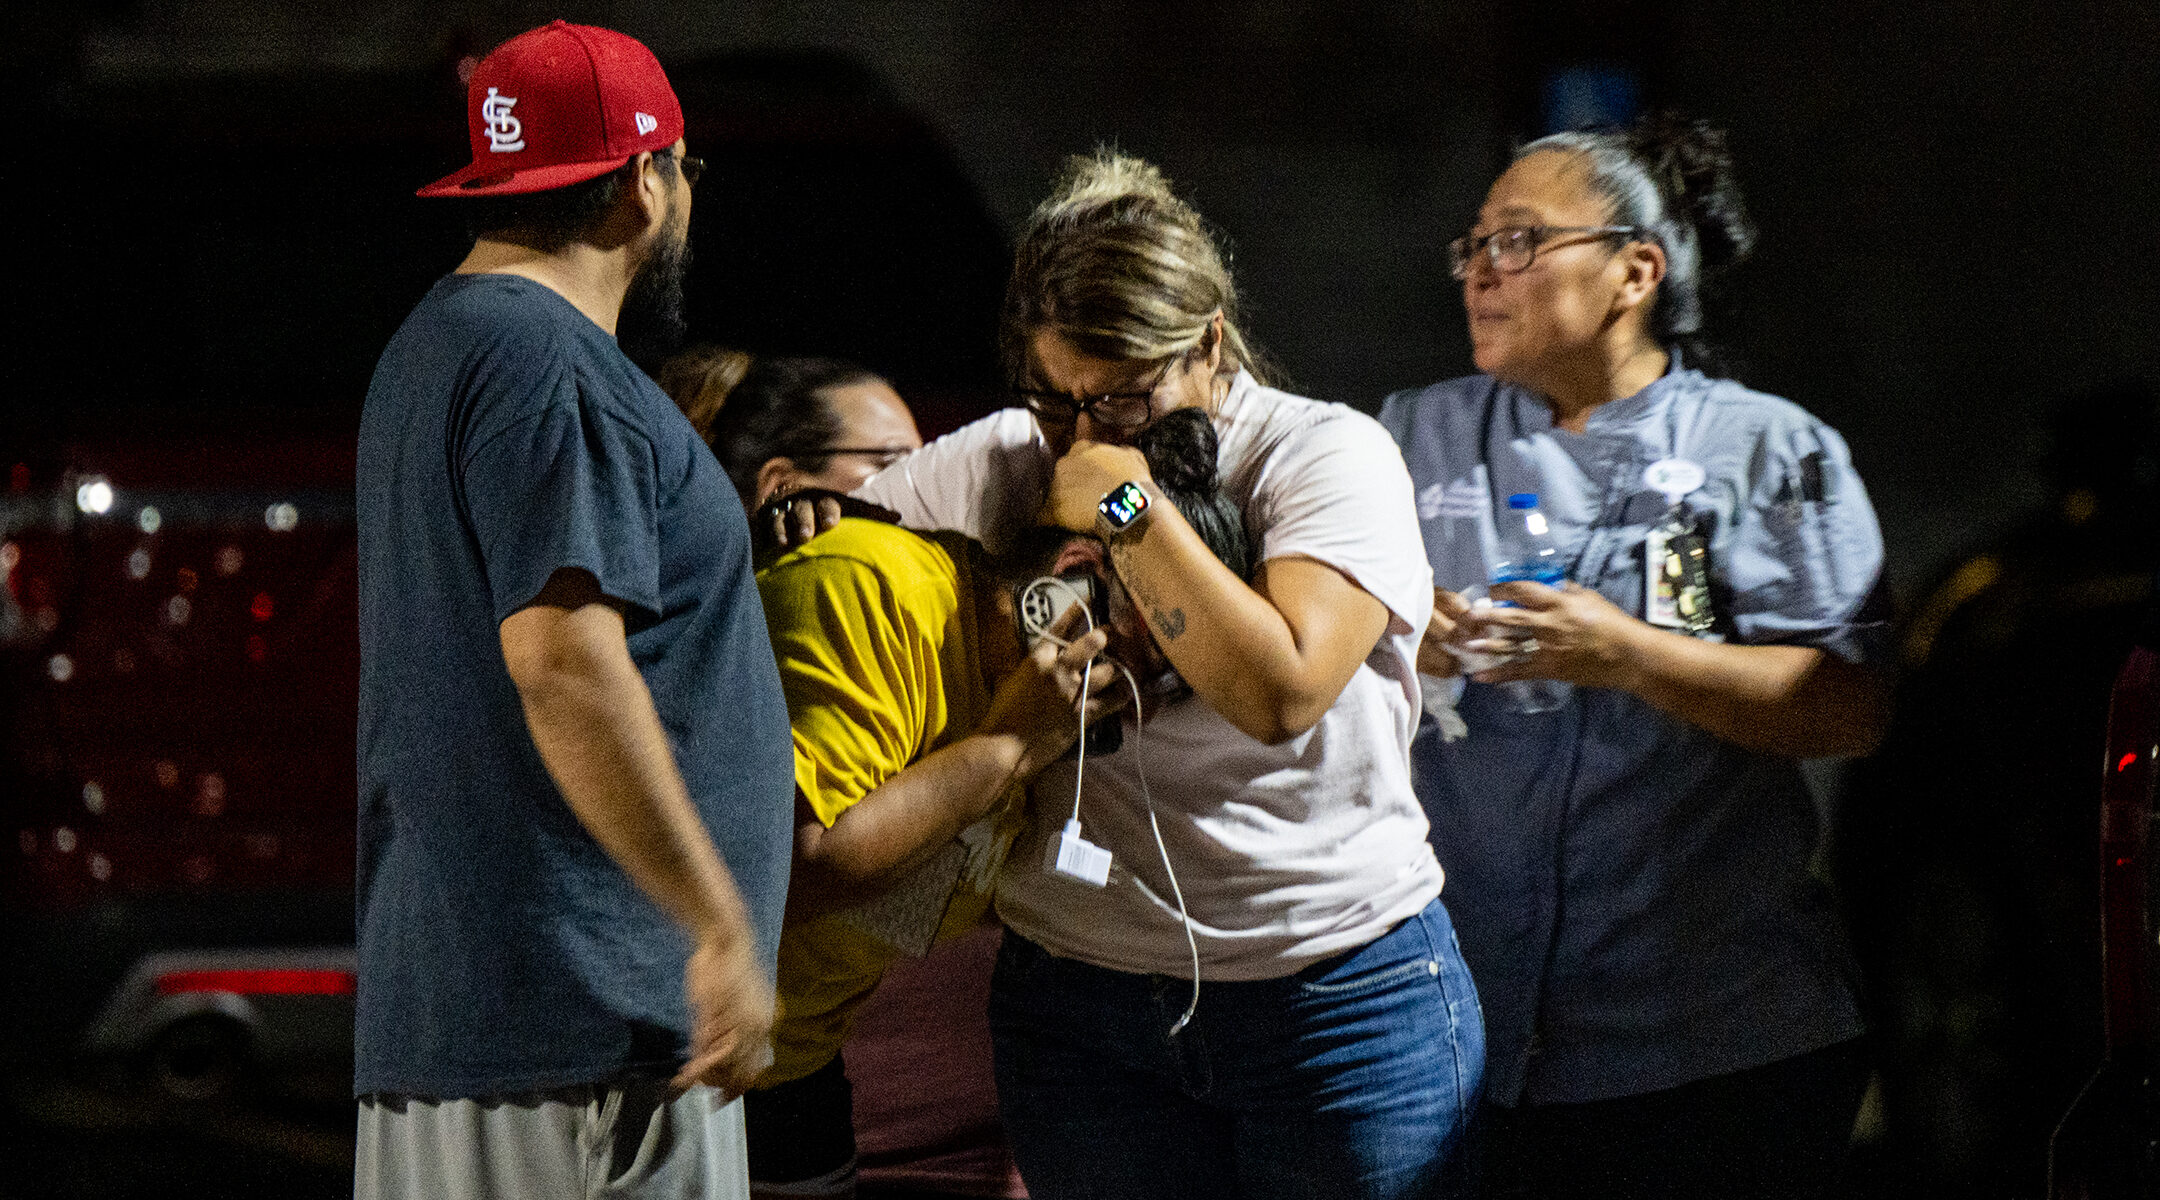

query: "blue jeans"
left=989, top=897, right=1484, bottom=1200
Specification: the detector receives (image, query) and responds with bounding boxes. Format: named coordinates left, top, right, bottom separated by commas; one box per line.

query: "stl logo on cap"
left=417, top=20, right=684, bottom=198
left=482, top=88, right=526, bottom=153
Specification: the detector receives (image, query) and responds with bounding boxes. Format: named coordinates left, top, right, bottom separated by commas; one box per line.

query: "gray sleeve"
left=1720, top=419, right=1889, bottom=663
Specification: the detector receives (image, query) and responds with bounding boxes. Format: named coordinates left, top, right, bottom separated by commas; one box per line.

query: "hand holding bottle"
left=1477, top=493, right=1573, bottom=714
left=1458, top=579, right=1645, bottom=694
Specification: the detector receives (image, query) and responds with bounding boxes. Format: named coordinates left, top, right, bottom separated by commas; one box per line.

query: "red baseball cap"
left=418, top=20, right=684, bottom=198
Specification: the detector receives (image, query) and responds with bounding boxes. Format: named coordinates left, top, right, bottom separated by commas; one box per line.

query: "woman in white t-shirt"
left=854, top=150, right=1484, bottom=1200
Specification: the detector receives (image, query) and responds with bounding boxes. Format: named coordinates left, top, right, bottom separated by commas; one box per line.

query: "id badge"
left=1645, top=515, right=1715, bottom=634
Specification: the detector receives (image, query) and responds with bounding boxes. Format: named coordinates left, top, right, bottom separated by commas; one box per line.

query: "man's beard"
left=617, top=211, right=690, bottom=371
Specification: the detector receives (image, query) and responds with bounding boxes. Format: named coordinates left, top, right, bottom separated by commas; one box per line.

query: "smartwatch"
left=1095, top=480, right=1151, bottom=540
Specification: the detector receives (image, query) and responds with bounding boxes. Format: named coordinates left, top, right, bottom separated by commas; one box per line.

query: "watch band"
left=1095, top=480, right=1151, bottom=541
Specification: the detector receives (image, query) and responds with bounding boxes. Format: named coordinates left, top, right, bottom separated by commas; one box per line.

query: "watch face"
left=1099, top=481, right=1150, bottom=529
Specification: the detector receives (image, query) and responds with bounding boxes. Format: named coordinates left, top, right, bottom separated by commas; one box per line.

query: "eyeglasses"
left=634, top=152, right=704, bottom=187
left=1447, top=224, right=1645, bottom=279
left=1014, top=355, right=1182, bottom=431
left=808, top=446, right=913, bottom=470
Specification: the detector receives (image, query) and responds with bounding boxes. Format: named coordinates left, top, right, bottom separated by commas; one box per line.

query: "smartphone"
left=1018, top=574, right=1099, bottom=645
left=1016, top=574, right=1122, bottom=757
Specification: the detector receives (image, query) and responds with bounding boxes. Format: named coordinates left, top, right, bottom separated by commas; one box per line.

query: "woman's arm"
left=1045, top=441, right=1391, bottom=746
left=786, top=612, right=1115, bottom=923
left=784, top=735, right=1019, bottom=923
left=1466, top=580, right=1890, bottom=757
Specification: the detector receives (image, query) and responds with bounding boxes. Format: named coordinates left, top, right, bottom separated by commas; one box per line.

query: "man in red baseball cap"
left=353, top=22, right=794, bottom=1200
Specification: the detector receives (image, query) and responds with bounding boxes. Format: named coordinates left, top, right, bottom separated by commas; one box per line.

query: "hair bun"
left=1004, top=147, right=1275, bottom=392
left=1627, top=111, right=1757, bottom=273
left=1133, top=406, right=1251, bottom=580
left=1133, top=407, right=1220, bottom=495
left=1053, top=151, right=1182, bottom=212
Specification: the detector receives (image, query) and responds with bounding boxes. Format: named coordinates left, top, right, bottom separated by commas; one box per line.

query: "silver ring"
left=1518, top=637, right=1541, bottom=656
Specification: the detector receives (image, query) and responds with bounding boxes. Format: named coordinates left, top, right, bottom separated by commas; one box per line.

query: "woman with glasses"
left=662, top=348, right=928, bottom=518
left=1377, top=114, right=1889, bottom=1199
left=853, top=150, right=1482, bottom=1200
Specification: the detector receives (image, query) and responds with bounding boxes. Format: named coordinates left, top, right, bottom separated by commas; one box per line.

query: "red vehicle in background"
left=2048, top=609, right=2160, bottom=1197
left=2, top=439, right=361, bottom=1098
left=1, top=46, right=1008, bottom=1114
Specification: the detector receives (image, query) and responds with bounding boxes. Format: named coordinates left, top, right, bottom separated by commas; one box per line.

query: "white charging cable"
left=1114, top=659, right=1202, bottom=1035
left=1018, top=577, right=1104, bottom=846
left=1016, top=575, right=1203, bottom=1035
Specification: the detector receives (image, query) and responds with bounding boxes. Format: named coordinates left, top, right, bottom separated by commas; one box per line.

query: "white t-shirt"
left=855, top=372, right=1443, bottom=980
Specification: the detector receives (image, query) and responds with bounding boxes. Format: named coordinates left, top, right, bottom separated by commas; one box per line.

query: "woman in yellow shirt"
left=669, top=350, right=1245, bottom=1199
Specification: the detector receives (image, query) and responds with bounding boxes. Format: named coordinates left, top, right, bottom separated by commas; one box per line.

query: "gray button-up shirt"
left=1378, top=365, right=1886, bottom=1106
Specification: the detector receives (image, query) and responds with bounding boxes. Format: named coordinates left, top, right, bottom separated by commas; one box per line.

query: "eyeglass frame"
left=1448, top=224, right=1646, bottom=280
left=639, top=150, right=705, bottom=188
left=800, top=445, right=914, bottom=470
left=1012, top=353, right=1187, bottom=432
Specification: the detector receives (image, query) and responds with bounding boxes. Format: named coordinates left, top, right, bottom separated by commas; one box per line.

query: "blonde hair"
left=1002, top=150, right=1271, bottom=387
left=656, top=344, right=755, bottom=443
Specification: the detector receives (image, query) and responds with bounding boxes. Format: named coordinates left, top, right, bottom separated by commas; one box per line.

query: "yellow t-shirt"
left=753, top=518, right=1006, bottom=1086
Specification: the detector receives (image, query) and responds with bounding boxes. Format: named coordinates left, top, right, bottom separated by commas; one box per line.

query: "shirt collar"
left=1514, top=350, right=1705, bottom=434
left=1214, top=368, right=1260, bottom=426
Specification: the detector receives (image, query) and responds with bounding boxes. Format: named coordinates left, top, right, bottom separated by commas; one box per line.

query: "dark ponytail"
left=1518, top=111, right=1756, bottom=371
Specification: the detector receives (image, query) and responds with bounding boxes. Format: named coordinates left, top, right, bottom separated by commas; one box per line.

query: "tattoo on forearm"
left=1153, top=607, right=1187, bottom=641
left=1109, top=542, right=1185, bottom=640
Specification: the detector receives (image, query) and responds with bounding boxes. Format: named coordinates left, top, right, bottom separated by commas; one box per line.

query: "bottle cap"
left=1507, top=493, right=1539, bottom=510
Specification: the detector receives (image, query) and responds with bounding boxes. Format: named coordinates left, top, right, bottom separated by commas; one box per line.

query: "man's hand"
left=502, top=569, right=776, bottom=1102
left=675, top=935, right=776, bottom=1099
left=1462, top=580, right=1645, bottom=689
left=1415, top=587, right=1473, bottom=678
left=1041, top=441, right=1153, bottom=534
left=980, top=604, right=1122, bottom=780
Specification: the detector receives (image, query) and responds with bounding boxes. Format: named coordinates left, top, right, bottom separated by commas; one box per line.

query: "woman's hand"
left=978, top=605, right=1123, bottom=781
left=1041, top=441, right=1153, bottom=534
left=1460, top=579, right=1891, bottom=757
left=1460, top=580, right=1647, bottom=690
left=754, top=489, right=902, bottom=550
left=1415, top=587, right=1474, bottom=678
left=766, top=492, right=842, bottom=547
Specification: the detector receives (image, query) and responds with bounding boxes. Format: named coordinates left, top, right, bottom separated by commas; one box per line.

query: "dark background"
left=8, top=0, right=2159, bottom=592
left=4, top=2, right=2157, bottom=1197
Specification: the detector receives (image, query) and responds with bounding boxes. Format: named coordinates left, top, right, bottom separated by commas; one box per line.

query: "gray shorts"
left=356, top=1078, right=749, bottom=1200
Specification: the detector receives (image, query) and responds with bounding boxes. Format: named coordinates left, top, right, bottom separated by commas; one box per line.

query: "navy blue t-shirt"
left=354, top=273, right=794, bottom=1097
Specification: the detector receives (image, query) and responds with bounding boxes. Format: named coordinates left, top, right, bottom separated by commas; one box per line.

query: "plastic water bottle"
left=1488, top=493, right=1571, bottom=714
left=1492, top=492, right=1566, bottom=588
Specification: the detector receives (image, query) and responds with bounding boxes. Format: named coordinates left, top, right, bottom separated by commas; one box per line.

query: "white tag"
left=1645, top=526, right=1684, bottom=628
left=1643, top=458, right=1706, bottom=506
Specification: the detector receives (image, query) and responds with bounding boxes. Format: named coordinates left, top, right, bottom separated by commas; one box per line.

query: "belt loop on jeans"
left=1413, top=899, right=1443, bottom=972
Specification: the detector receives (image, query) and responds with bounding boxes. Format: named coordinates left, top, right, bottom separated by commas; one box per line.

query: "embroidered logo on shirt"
left=1418, top=478, right=1486, bottom=522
